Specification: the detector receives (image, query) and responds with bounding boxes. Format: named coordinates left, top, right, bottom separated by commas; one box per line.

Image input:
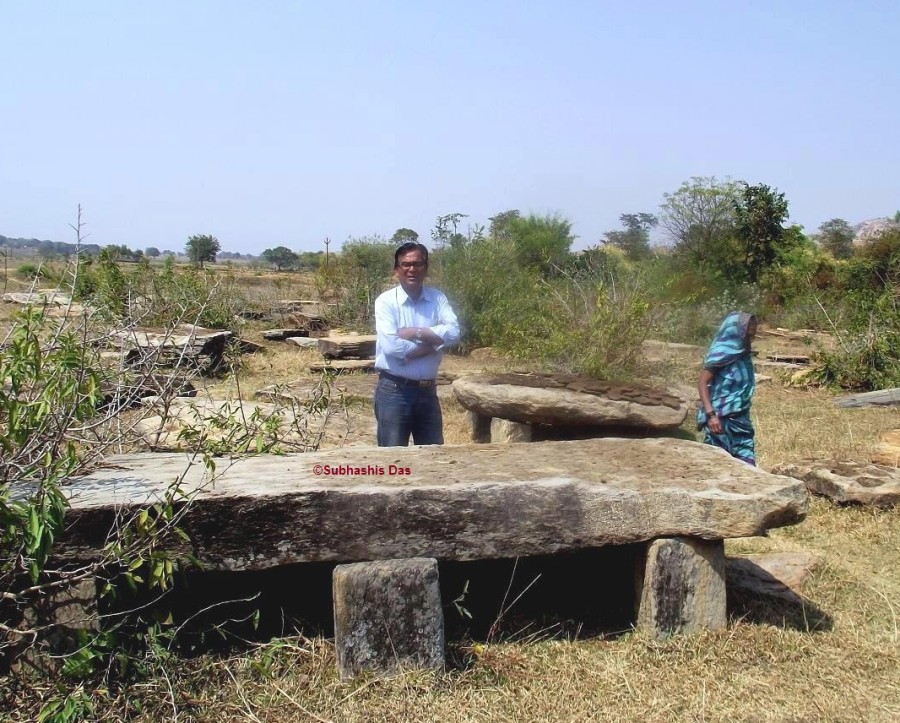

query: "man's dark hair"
left=394, top=242, right=429, bottom=269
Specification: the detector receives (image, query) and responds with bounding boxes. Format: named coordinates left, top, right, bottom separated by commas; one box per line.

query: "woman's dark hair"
left=394, top=242, right=429, bottom=269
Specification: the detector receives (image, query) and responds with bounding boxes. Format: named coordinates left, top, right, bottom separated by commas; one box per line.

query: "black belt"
left=378, top=371, right=436, bottom=388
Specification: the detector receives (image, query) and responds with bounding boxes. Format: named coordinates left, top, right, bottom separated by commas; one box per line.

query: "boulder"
left=452, top=373, right=688, bottom=429
left=872, top=429, right=900, bottom=467
left=772, top=460, right=900, bottom=507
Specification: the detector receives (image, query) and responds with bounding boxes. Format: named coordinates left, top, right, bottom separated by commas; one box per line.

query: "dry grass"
left=5, top=281, right=900, bottom=722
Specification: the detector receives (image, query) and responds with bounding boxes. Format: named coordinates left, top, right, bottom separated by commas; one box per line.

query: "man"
left=373, top=241, right=460, bottom=446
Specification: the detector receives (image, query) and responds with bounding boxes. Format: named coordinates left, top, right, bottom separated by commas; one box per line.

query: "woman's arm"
left=698, top=368, right=724, bottom=435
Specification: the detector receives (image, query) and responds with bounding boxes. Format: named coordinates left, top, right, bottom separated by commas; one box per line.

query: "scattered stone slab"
left=263, top=328, right=310, bottom=341
left=772, top=460, right=900, bottom=507
left=453, top=373, right=688, bottom=429
left=642, top=339, right=704, bottom=364
left=134, top=398, right=327, bottom=452
left=766, top=354, right=811, bottom=365
left=834, top=387, right=900, bottom=409
left=99, top=374, right=196, bottom=411
left=636, top=537, right=726, bottom=638
left=256, top=377, right=375, bottom=402
left=109, top=324, right=234, bottom=375
left=54, top=438, right=807, bottom=569
left=726, top=551, right=821, bottom=603
left=871, top=430, right=900, bottom=467
left=754, top=360, right=804, bottom=372
left=286, top=312, right=329, bottom=332
left=333, top=558, right=444, bottom=680
left=318, top=334, right=376, bottom=359
left=310, top=359, right=376, bottom=373
left=238, top=339, right=264, bottom=354
left=286, top=336, right=320, bottom=349
left=3, top=291, right=72, bottom=306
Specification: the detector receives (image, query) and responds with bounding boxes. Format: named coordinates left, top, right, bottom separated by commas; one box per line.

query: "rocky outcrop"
left=773, top=460, right=900, bottom=507
left=853, top=218, right=900, bottom=246
left=452, top=373, right=688, bottom=429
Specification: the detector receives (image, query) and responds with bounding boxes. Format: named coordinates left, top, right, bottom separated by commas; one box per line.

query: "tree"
left=603, top=213, right=658, bottom=261
left=816, top=218, right=854, bottom=259
left=144, top=246, right=160, bottom=258
left=488, top=209, right=522, bottom=240
left=391, top=228, right=419, bottom=245
left=660, top=177, right=742, bottom=264
left=185, top=234, right=220, bottom=268
left=262, top=246, right=299, bottom=271
left=505, top=213, right=575, bottom=275
left=734, top=183, right=789, bottom=282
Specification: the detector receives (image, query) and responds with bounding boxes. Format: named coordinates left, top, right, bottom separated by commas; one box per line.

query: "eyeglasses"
left=398, top=261, right=426, bottom=270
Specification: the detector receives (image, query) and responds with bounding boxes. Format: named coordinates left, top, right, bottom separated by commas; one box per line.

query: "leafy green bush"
left=73, top=254, right=245, bottom=331
left=17, top=262, right=44, bottom=280
left=436, top=235, right=652, bottom=378
left=812, top=289, right=900, bottom=390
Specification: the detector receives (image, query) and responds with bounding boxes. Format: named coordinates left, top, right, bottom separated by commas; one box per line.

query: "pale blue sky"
left=1, top=1, right=898, bottom=254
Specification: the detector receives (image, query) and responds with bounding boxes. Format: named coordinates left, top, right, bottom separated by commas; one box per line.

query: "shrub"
left=315, top=237, right=395, bottom=330
left=17, top=262, right=44, bottom=280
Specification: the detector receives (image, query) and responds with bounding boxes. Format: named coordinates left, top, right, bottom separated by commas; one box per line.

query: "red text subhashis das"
left=312, top=463, right=411, bottom=476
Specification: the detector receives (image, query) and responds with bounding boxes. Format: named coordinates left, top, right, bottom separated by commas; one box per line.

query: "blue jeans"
left=374, top=376, right=444, bottom=447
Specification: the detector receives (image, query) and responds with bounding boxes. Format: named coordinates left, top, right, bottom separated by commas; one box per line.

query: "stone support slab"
left=490, top=418, right=533, bottom=443
left=468, top=412, right=492, bottom=443
left=635, top=537, right=726, bottom=637
left=333, top=558, right=444, bottom=680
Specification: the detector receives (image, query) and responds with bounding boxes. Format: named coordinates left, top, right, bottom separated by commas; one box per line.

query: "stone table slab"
left=54, top=438, right=807, bottom=570
left=453, top=373, right=689, bottom=429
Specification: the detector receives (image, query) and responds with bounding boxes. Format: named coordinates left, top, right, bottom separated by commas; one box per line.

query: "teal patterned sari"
left=696, top=312, right=757, bottom=465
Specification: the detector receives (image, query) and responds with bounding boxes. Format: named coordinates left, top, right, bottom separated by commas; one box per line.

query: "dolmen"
left=452, top=372, right=689, bottom=442
left=50, top=437, right=807, bottom=679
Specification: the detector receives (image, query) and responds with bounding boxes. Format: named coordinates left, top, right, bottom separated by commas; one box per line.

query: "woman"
left=697, top=311, right=758, bottom=465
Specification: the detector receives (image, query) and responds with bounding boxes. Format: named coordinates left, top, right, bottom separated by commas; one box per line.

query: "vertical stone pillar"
left=333, top=558, right=445, bottom=680
left=635, top=537, right=726, bottom=638
left=490, top=418, right=533, bottom=443
left=17, top=576, right=99, bottom=673
left=469, top=412, right=492, bottom=443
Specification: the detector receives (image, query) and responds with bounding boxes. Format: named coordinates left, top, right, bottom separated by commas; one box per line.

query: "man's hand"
left=406, top=343, right=437, bottom=360
left=397, top=326, right=444, bottom=345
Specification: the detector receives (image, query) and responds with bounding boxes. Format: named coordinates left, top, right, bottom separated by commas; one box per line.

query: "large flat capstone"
left=452, top=373, right=689, bottom=428
left=54, top=439, right=806, bottom=570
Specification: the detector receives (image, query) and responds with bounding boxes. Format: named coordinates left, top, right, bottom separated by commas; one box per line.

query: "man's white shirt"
left=374, top=285, right=460, bottom=381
